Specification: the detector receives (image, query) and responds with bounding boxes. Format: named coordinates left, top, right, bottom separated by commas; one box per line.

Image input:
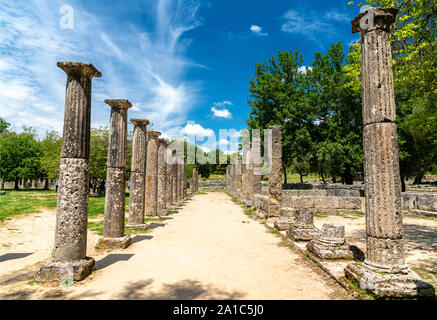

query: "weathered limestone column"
left=36, top=62, right=101, bottom=283
left=97, top=99, right=132, bottom=249
left=244, top=143, right=253, bottom=207
left=157, top=138, right=168, bottom=214
left=193, top=167, right=199, bottom=192
left=178, top=155, right=185, bottom=201
left=145, top=131, right=161, bottom=217
left=252, top=136, right=263, bottom=199
left=344, top=7, right=434, bottom=298
left=268, top=125, right=282, bottom=217
left=226, top=166, right=230, bottom=191
left=172, top=150, right=178, bottom=205
left=165, top=147, right=174, bottom=207
left=287, top=209, right=320, bottom=241
left=127, top=118, right=149, bottom=229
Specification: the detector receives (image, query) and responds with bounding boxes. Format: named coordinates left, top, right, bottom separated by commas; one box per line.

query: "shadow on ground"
left=0, top=253, right=33, bottom=263
left=95, top=254, right=134, bottom=270
left=68, top=279, right=245, bottom=300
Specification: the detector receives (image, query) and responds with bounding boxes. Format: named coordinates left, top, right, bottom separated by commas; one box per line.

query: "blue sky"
left=0, top=0, right=362, bottom=153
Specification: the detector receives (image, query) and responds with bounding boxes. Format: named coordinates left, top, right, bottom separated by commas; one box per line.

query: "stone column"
left=166, top=147, right=174, bottom=207
left=178, top=155, right=185, bottom=201
left=226, top=166, right=230, bottom=191
left=344, top=7, right=434, bottom=298
left=157, top=138, right=168, bottom=214
left=244, top=143, right=253, bottom=207
left=127, top=118, right=149, bottom=229
left=172, top=151, right=178, bottom=205
left=268, top=125, right=282, bottom=217
left=252, top=136, right=263, bottom=198
left=36, top=62, right=101, bottom=283
left=97, top=99, right=132, bottom=249
left=193, top=167, right=199, bottom=193
left=145, top=131, right=161, bottom=217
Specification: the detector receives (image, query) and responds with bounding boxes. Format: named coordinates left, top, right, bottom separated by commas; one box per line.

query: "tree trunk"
left=321, top=172, right=326, bottom=184
left=401, top=175, right=406, bottom=192
left=332, top=176, right=337, bottom=183
left=282, top=165, right=288, bottom=185
left=413, top=174, right=423, bottom=185
left=344, top=164, right=354, bottom=185
left=43, top=178, right=49, bottom=190
left=14, top=178, right=19, bottom=190
left=300, top=174, right=304, bottom=184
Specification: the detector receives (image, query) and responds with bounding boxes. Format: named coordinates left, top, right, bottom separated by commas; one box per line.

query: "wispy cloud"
left=0, top=0, right=204, bottom=135
left=250, top=25, right=268, bottom=36
left=281, top=8, right=350, bottom=41
left=181, top=123, right=214, bottom=137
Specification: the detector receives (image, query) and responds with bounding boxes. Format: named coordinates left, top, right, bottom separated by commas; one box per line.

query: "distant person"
left=92, top=180, right=97, bottom=194
left=55, top=180, right=59, bottom=192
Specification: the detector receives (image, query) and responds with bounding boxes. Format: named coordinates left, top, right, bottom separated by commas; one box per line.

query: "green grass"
left=0, top=190, right=131, bottom=222
left=0, top=190, right=58, bottom=222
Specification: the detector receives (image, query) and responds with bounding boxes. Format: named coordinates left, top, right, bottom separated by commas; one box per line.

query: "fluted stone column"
left=252, top=136, right=263, bottom=198
left=145, top=131, right=161, bottom=217
left=344, top=7, right=434, bottom=298
left=166, top=148, right=174, bottom=207
left=172, top=150, right=178, bottom=205
left=193, top=167, right=199, bottom=193
left=268, top=125, right=282, bottom=217
left=36, top=62, right=101, bottom=283
left=178, top=155, right=185, bottom=201
left=158, top=138, right=168, bottom=214
left=97, top=99, right=132, bottom=249
left=127, top=118, right=149, bottom=229
left=243, top=143, right=253, bottom=207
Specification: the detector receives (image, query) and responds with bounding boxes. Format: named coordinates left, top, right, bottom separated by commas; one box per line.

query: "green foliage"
left=89, top=127, right=109, bottom=180
left=0, top=117, right=10, bottom=135
left=0, top=130, right=43, bottom=188
left=40, top=130, right=62, bottom=181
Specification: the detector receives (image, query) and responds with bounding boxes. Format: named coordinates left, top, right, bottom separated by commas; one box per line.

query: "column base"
left=96, top=235, right=132, bottom=250
left=306, top=240, right=364, bottom=260
left=344, top=262, right=435, bottom=298
left=35, top=257, right=95, bottom=283
left=287, top=226, right=320, bottom=241
left=274, top=217, right=294, bottom=231
left=126, top=223, right=149, bottom=229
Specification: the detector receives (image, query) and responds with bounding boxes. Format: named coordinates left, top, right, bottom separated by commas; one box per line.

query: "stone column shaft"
left=128, top=119, right=149, bottom=226
left=145, top=131, right=160, bottom=216
left=268, top=125, right=282, bottom=216
left=35, top=62, right=101, bottom=283
left=352, top=8, right=405, bottom=272
left=157, top=139, right=168, bottom=211
left=103, top=100, right=131, bottom=238
left=166, top=148, right=174, bottom=206
left=252, top=137, right=263, bottom=197
left=53, top=62, right=101, bottom=261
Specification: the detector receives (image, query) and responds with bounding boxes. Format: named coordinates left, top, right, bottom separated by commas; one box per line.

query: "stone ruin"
left=35, top=61, right=191, bottom=283
left=225, top=8, right=436, bottom=298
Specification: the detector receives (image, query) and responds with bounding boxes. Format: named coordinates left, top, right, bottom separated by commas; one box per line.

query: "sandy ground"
left=0, top=192, right=344, bottom=300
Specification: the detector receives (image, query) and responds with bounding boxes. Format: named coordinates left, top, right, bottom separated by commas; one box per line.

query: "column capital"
left=105, top=99, right=132, bottom=110
left=158, top=138, right=169, bottom=146
left=147, top=131, right=161, bottom=139
left=352, top=7, right=398, bottom=34
left=57, top=62, right=102, bottom=78
left=131, top=118, right=150, bottom=127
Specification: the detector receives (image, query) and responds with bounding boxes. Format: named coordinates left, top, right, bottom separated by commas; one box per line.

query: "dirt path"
left=0, top=192, right=344, bottom=300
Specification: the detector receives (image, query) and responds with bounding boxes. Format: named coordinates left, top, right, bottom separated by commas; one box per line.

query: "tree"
left=347, top=1, right=437, bottom=188
left=0, top=117, right=10, bottom=135
left=89, top=127, right=109, bottom=180
left=40, top=130, right=62, bottom=185
left=0, top=130, right=43, bottom=189
left=246, top=49, right=308, bottom=183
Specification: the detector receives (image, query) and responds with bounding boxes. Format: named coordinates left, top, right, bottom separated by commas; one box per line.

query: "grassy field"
left=0, top=190, right=130, bottom=222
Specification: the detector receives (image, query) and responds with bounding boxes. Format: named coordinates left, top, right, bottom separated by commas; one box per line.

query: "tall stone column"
left=193, top=167, right=199, bottom=193
left=166, top=147, right=174, bottom=207
left=172, top=150, right=178, bottom=205
left=178, top=155, right=185, bottom=201
left=268, top=125, right=282, bottom=217
left=158, top=138, right=168, bottom=214
left=243, top=144, right=253, bottom=207
left=226, top=166, right=230, bottom=191
left=36, top=62, right=101, bottom=283
left=145, top=131, right=161, bottom=217
left=127, top=118, right=149, bottom=229
left=344, top=7, right=434, bottom=298
left=252, top=136, right=263, bottom=198
left=97, top=99, right=132, bottom=249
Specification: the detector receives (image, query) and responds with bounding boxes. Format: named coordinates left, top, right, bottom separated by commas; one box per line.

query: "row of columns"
left=36, top=61, right=190, bottom=283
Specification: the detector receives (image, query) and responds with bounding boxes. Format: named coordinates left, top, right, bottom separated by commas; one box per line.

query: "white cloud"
left=281, top=8, right=348, bottom=41
left=324, top=10, right=349, bottom=22
left=218, top=138, right=230, bottom=146
left=181, top=123, right=214, bottom=137
left=211, top=107, right=232, bottom=119
left=298, top=66, right=313, bottom=73
left=250, top=25, right=268, bottom=36
left=0, top=0, right=204, bottom=136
